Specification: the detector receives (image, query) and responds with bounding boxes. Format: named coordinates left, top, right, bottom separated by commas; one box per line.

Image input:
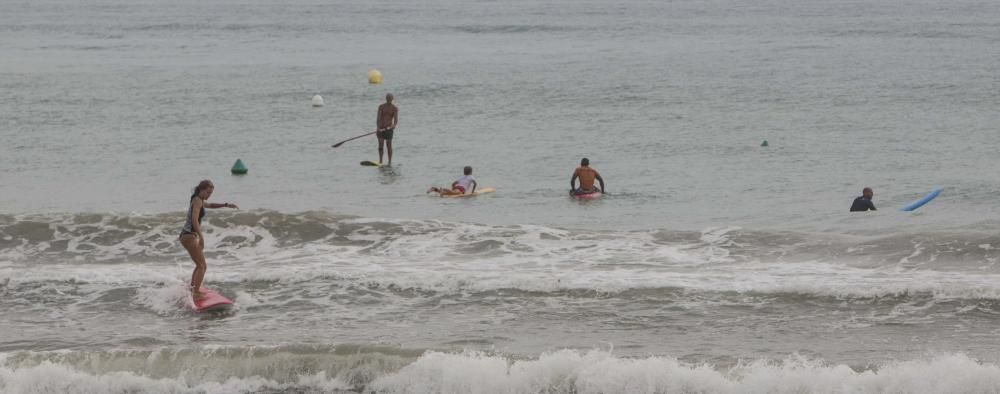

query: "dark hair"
left=191, top=180, right=214, bottom=200
left=581, top=158, right=589, bottom=166
left=464, top=166, right=473, bottom=175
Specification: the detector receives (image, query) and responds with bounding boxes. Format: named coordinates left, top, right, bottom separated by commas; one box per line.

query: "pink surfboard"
left=193, top=288, right=234, bottom=312
left=571, top=190, right=603, bottom=199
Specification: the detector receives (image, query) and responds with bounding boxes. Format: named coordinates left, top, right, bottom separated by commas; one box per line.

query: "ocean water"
left=3, top=0, right=1000, bottom=392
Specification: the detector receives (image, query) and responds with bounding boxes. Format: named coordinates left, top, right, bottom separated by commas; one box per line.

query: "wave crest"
left=4, top=348, right=1000, bottom=394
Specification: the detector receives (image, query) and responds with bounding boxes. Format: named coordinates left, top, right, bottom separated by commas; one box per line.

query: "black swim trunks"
left=377, top=128, right=394, bottom=140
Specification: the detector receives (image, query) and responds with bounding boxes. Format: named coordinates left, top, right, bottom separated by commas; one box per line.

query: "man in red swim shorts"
left=427, top=166, right=477, bottom=196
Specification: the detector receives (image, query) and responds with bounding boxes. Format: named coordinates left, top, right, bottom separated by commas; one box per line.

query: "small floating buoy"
left=761, top=140, right=769, bottom=147
left=231, top=159, right=248, bottom=175
left=311, top=94, right=324, bottom=107
left=367, top=69, right=382, bottom=84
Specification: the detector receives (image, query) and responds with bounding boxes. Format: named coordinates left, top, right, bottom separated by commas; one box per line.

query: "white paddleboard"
left=441, top=187, right=495, bottom=198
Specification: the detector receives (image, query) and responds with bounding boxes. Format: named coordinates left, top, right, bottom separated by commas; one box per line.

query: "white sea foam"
left=7, top=253, right=1000, bottom=302
left=3, top=350, right=1000, bottom=394
left=375, top=350, right=1000, bottom=394
left=0, top=361, right=348, bottom=394
left=134, top=280, right=194, bottom=315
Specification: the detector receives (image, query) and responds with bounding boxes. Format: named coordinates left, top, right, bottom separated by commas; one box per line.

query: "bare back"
left=574, top=166, right=600, bottom=189
left=377, top=103, right=398, bottom=130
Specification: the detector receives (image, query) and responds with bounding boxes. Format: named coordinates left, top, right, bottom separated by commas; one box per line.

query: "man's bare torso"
left=378, top=103, right=397, bottom=130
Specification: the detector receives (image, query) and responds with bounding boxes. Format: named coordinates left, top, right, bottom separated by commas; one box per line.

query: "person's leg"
left=386, top=140, right=393, bottom=166
left=180, top=235, right=208, bottom=300
left=378, top=136, right=385, bottom=164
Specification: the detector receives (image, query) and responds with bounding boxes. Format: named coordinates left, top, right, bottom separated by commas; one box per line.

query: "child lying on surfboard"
left=427, top=166, right=477, bottom=196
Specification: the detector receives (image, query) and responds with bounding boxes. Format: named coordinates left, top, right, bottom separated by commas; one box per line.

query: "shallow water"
left=3, top=0, right=1000, bottom=392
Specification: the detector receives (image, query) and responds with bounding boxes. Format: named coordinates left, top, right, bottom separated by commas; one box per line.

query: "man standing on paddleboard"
left=571, top=158, right=605, bottom=195
left=376, top=93, right=398, bottom=166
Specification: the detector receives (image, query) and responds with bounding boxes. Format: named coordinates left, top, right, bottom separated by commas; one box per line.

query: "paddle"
left=331, top=131, right=377, bottom=148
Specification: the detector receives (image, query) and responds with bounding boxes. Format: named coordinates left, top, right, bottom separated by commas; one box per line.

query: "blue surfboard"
left=899, top=188, right=942, bottom=212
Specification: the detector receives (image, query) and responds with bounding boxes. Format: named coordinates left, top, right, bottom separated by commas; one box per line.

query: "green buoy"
left=231, top=159, right=248, bottom=175
left=761, top=140, right=769, bottom=147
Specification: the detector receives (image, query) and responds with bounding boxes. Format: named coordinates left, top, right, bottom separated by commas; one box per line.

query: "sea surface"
left=3, top=0, right=1000, bottom=392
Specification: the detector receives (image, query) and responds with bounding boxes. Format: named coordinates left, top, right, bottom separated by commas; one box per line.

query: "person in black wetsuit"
left=850, top=187, right=876, bottom=212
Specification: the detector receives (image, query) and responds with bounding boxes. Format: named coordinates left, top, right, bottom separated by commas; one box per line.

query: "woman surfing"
left=179, top=180, right=239, bottom=300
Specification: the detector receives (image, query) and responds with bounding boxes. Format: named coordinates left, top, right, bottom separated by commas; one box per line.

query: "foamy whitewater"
left=3, top=0, right=1000, bottom=392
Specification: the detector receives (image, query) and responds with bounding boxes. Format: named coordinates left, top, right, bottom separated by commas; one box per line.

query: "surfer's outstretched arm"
left=206, top=202, right=239, bottom=209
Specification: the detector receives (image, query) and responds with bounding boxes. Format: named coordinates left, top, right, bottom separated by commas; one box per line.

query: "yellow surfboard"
left=441, top=187, right=495, bottom=198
